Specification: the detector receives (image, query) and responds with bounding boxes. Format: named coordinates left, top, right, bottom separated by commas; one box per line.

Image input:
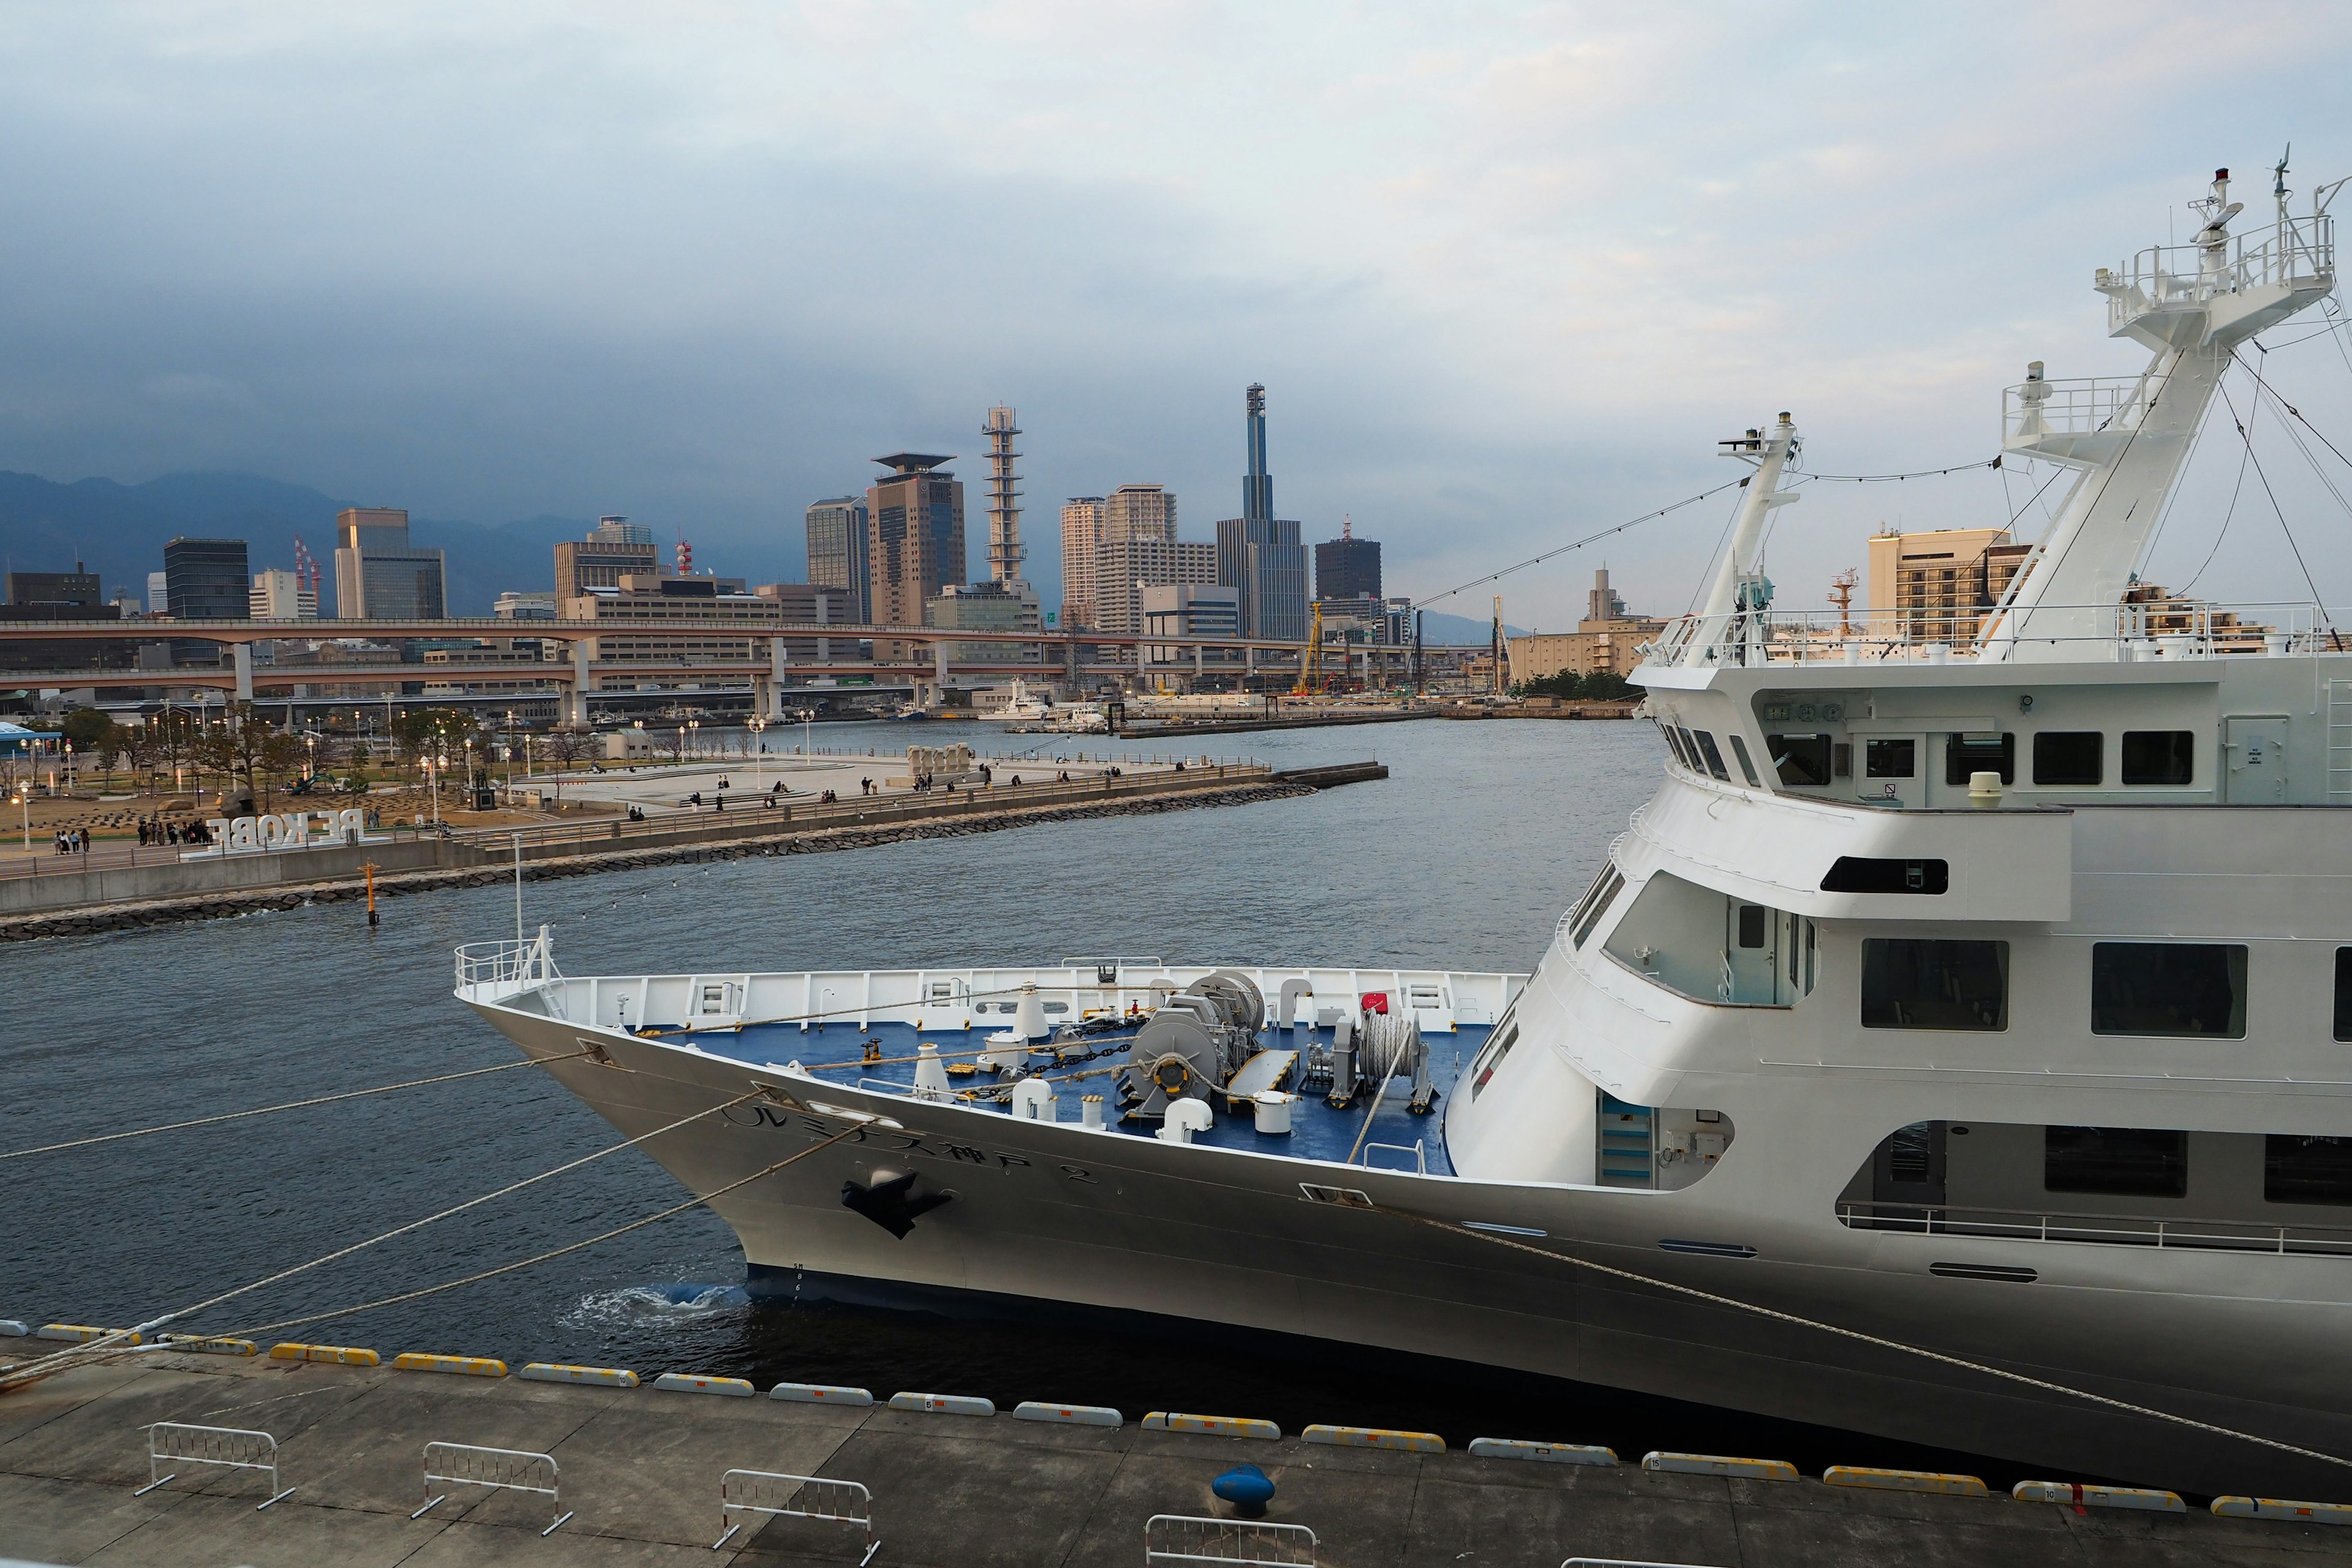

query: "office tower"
left=925, top=581, right=1044, bottom=666
left=1314, top=516, right=1381, bottom=604
left=865, top=454, right=964, bottom=641
left=1214, top=383, right=1308, bottom=641
left=333, top=507, right=446, bottom=619
left=1058, top=497, right=1106, bottom=630
left=146, top=571, right=168, bottom=616
left=556, top=514, right=661, bottom=606
left=1090, top=485, right=1213, bottom=636
left=249, top=568, right=318, bottom=619
left=982, top=405, right=1025, bottom=586
left=163, top=538, right=251, bottom=620
left=804, top=497, right=872, bottom=624
left=4, top=562, right=101, bottom=606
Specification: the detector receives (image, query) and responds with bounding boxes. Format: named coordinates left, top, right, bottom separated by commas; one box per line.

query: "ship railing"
left=1640, top=600, right=2331, bottom=670
left=2001, top=373, right=2150, bottom=445
left=1838, top=1200, right=2352, bottom=1257
left=453, top=927, right=560, bottom=995
left=2102, top=211, right=2335, bottom=331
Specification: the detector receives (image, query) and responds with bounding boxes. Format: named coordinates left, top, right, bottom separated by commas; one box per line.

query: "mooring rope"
left=0, top=1049, right=601, bottom=1162
left=1381, top=1204, right=2352, bottom=1473
left=0, top=1088, right=765, bottom=1390
left=225, top=1123, right=867, bottom=1340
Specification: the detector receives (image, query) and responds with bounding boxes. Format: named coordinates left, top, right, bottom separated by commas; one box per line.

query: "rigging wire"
left=2215, top=377, right=2339, bottom=635
left=1785, top=458, right=2002, bottom=483
left=2242, top=344, right=2352, bottom=479
left=1374, top=1204, right=2352, bottom=1475
left=0, top=1050, right=600, bottom=1162
left=0, top=1087, right=766, bottom=1390
left=2179, top=361, right=2260, bottom=595
left=1414, top=478, right=1749, bottom=611
left=224, top=1123, right=867, bottom=1342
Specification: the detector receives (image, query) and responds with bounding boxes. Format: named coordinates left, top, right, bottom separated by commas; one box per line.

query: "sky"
left=2, top=1, right=2351, bottom=627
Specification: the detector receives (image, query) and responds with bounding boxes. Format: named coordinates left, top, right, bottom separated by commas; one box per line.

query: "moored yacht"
left=457, top=166, right=2352, bottom=1497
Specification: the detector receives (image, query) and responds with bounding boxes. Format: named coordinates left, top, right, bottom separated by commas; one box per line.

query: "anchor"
left=840, top=1170, right=954, bottom=1239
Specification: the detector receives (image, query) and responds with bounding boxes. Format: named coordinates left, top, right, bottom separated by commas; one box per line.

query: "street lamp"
left=748, top=717, right=766, bottom=787
left=10, top=788, right=26, bottom=854
left=687, top=719, right=699, bottom=761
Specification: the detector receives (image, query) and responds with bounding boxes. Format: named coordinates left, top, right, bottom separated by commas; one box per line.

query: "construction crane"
left=1291, top=601, right=1325, bottom=696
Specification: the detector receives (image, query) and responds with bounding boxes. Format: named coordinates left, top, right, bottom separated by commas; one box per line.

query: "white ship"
left=457, top=167, right=2352, bottom=1496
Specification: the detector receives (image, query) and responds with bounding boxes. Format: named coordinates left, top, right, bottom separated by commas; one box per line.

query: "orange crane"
left=1291, top=601, right=1324, bottom=696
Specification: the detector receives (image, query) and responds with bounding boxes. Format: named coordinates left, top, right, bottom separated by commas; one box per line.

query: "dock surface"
left=5, top=1349, right=2348, bottom=1566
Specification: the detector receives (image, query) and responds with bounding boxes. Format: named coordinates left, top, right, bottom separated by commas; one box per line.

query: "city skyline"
left=1, top=10, right=2348, bottom=629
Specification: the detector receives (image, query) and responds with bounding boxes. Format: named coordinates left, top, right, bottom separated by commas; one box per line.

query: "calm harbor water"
left=3, top=716, right=2016, bottom=1478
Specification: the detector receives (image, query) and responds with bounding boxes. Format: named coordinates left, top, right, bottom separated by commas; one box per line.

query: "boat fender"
left=1212, top=1464, right=1275, bottom=1519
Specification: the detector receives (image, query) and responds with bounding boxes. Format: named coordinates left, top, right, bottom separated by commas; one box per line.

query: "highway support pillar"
left=566, top=639, right=592, bottom=728
left=232, top=643, right=254, bottom=701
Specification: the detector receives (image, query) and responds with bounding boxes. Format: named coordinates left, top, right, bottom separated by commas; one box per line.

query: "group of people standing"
left=135, top=819, right=213, bottom=847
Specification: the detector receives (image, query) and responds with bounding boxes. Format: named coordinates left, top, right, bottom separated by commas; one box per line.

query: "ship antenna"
left=2274, top=143, right=2292, bottom=225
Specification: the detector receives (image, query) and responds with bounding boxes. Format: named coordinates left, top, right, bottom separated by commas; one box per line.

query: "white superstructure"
left=458, top=168, right=2352, bottom=1498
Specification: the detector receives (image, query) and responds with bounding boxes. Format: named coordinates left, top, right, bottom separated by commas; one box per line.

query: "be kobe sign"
left=203, top=808, right=372, bottom=853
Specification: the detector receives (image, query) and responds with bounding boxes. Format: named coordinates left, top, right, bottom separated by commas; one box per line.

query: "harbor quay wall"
left=0, top=838, right=452, bottom=918
left=2, top=1349, right=2332, bottom=1567
left=0, top=775, right=1333, bottom=942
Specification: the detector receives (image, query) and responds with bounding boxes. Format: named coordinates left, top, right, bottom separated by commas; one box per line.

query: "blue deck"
left=681, top=1019, right=1491, bottom=1176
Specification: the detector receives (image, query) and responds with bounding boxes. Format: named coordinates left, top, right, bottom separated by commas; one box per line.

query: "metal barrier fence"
left=1562, top=1559, right=1726, bottom=1568
left=412, top=1441, right=571, bottom=1535
left=134, top=1422, right=295, bottom=1509
left=1145, top=1514, right=1317, bottom=1566
left=713, top=1469, right=879, bottom=1561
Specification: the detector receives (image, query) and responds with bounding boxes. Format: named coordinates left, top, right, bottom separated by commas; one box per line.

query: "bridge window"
left=1865, top=737, right=1916, bottom=779
left=1567, top=864, right=1626, bottom=948
left=1727, top=734, right=1762, bottom=786
left=2045, top=1126, right=2187, bottom=1198
left=1766, top=733, right=1831, bottom=787
left=1943, top=732, right=2015, bottom=786
left=2121, top=731, right=2195, bottom=786
left=2032, top=731, right=2104, bottom=786
left=2091, top=943, right=2246, bottom=1038
left=1861, top=939, right=2007, bottom=1031
left=2337, top=948, right=2351, bottom=1043
left=1693, top=731, right=1730, bottom=782
left=1820, top=857, right=1948, bottom=895
left=2267, top=1136, right=2352, bottom=1205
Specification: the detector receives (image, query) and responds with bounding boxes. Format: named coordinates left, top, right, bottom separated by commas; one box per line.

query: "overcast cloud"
left=2, top=1, right=2350, bottom=624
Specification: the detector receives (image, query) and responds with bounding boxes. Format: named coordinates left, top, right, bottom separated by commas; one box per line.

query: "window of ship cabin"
left=1860, top=939, right=2008, bottom=1030
left=1820, top=856, right=1949, bottom=895
left=2121, top=730, right=2195, bottom=786
left=1727, top=734, right=1762, bottom=787
left=2045, top=1126, right=2187, bottom=1197
left=2266, top=1136, right=2352, bottom=1205
left=2032, top=731, right=2103, bottom=786
left=1657, top=722, right=1689, bottom=768
left=1766, top=734, right=1831, bottom=787
left=1568, top=864, right=1626, bottom=948
left=1864, top=737, right=1916, bottom=779
left=1942, top=733, right=2015, bottom=786
left=1470, top=1016, right=1520, bottom=1099
left=1675, top=725, right=1705, bottom=770
left=1694, top=731, right=1731, bottom=781
left=2337, top=948, right=2352, bottom=1042
left=2090, top=943, right=2247, bottom=1038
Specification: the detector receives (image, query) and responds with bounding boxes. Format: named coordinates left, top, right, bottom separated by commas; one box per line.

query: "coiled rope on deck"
left=1378, top=1203, right=2352, bottom=1474
left=0, top=1086, right=767, bottom=1390
left=0, top=1049, right=602, bottom=1162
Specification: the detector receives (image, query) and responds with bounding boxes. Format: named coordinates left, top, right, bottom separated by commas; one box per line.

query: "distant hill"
left=0, top=469, right=589, bottom=616
left=1413, top=609, right=1529, bottom=646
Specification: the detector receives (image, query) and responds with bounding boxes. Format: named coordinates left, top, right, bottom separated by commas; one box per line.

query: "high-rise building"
left=333, top=508, right=446, bottom=619
left=1142, top=583, right=1243, bottom=687
left=804, top=497, right=872, bottom=624
left=249, top=568, right=318, bottom=620
left=163, top=538, right=251, bottom=621
left=1588, top=566, right=1628, bottom=624
left=866, top=454, right=964, bottom=649
left=6, top=563, right=102, bottom=606
left=1867, top=527, right=2032, bottom=645
left=1315, top=517, right=1381, bottom=604
left=925, top=581, right=1043, bottom=666
left=1080, top=484, right=1204, bottom=636
left=1215, top=383, right=1308, bottom=641
left=1058, top=497, right=1107, bottom=630
left=556, top=514, right=662, bottom=606
left=146, top=571, right=168, bottom=616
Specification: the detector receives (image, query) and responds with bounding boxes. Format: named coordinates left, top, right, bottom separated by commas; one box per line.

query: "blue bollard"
left=1212, top=1463, right=1275, bottom=1519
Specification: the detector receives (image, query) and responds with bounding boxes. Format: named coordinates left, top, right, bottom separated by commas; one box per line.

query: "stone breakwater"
left=0, top=783, right=1314, bottom=943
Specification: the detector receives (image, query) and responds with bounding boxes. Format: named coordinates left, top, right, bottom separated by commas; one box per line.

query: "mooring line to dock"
left=0, top=1049, right=602, bottom=1163
left=0, top=1087, right=769, bottom=1391
left=225, top=1123, right=867, bottom=1341
left=1385, top=1206, right=2352, bottom=1474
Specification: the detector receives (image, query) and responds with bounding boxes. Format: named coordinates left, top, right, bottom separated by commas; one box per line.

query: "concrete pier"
left=4, top=1349, right=2346, bottom=1566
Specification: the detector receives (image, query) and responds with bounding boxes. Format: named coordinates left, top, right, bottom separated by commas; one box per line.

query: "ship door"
left=2225, top=716, right=2288, bottom=804
left=1723, top=902, right=1779, bottom=1004
left=1871, top=1121, right=1947, bottom=1217
left=1856, top=734, right=1923, bottom=808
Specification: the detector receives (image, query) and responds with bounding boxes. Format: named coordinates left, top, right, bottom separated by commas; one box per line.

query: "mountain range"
left=0, top=467, right=1519, bottom=641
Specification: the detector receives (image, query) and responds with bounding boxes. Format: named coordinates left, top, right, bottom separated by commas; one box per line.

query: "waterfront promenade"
left=7, top=1348, right=2340, bottom=1567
